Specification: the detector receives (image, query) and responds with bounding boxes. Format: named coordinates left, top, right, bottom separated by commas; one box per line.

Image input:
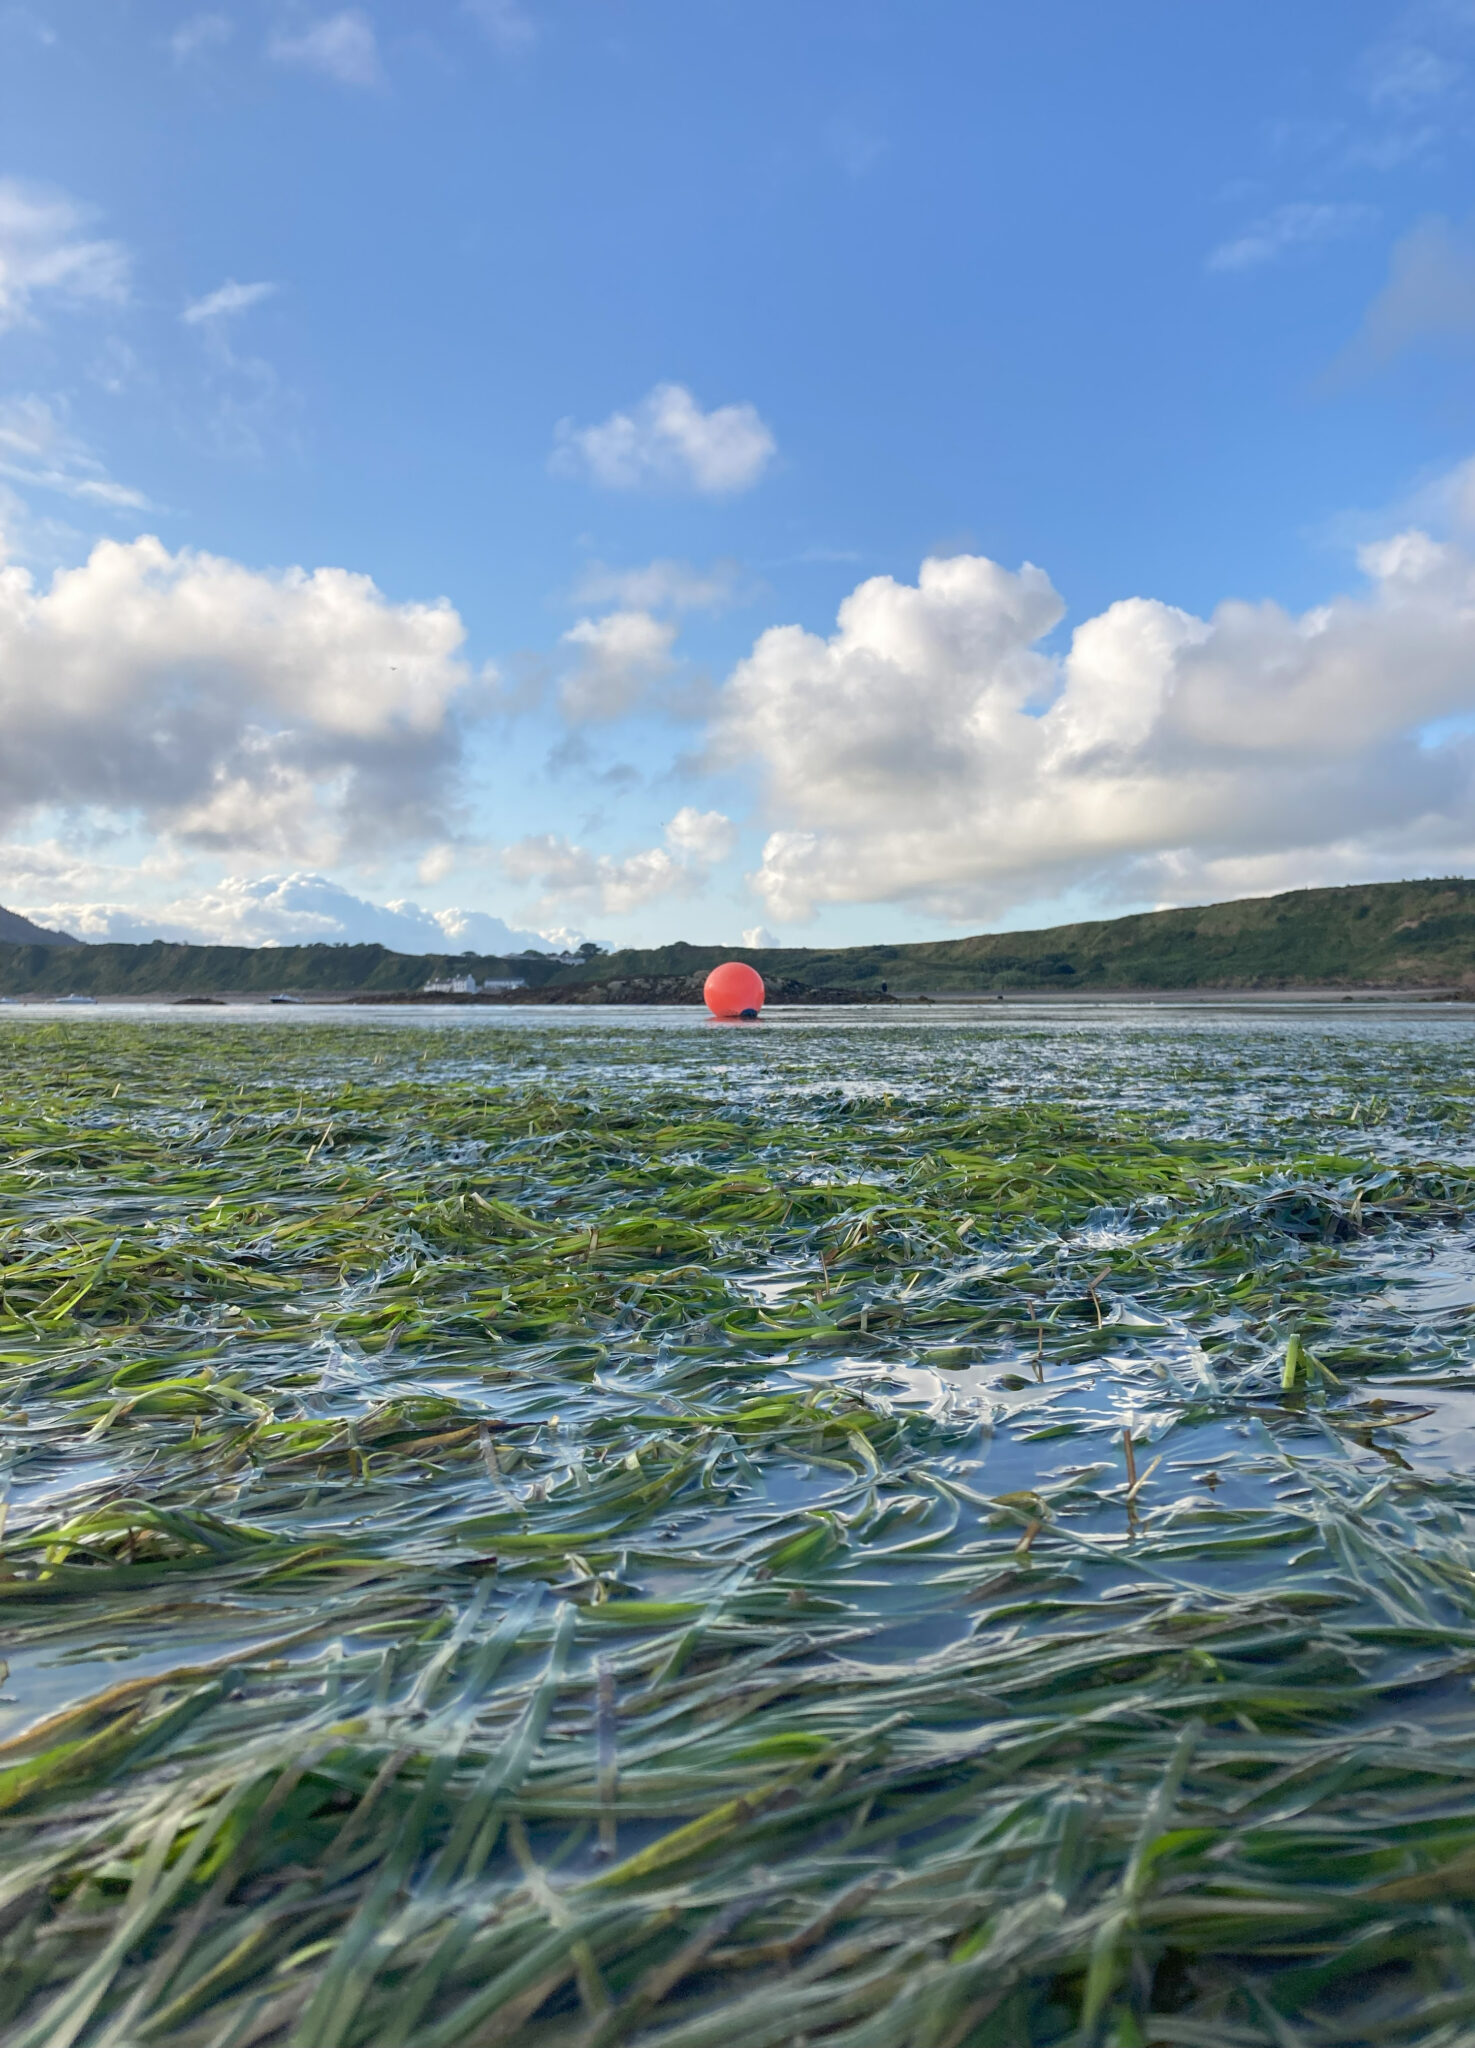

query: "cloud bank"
left=5, top=859, right=570, bottom=954
left=0, top=533, right=475, bottom=862
left=15, top=457, right=1475, bottom=949
left=715, top=529, right=1475, bottom=924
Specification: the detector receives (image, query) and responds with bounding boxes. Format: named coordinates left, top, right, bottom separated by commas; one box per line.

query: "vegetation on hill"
left=0, top=906, right=79, bottom=948
left=0, top=877, right=1473, bottom=995
left=559, top=877, right=1475, bottom=995
left=0, top=940, right=565, bottom=998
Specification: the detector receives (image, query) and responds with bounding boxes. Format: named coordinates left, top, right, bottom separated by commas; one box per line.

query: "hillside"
left=0, top=906, right=80, bottom=948
left=0, top=939, right=566, bottom=999
left=578, top=878, right=1475, bottom=996
left=1, top=877, right=1474, bottom=996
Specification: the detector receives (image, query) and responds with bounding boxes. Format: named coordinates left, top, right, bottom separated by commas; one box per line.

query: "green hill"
left=586, top=878, right=1475, bottom=996
left=0, top=906, right=79, bottom=947
left=2, top=878, right=1475, bottom=997
left=0, top=940, right=567, bottom=999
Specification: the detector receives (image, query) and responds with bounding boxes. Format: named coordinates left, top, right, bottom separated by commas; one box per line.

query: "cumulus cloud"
left=183, top=278, right=277, bottom=324
left=0, top=395, right=150, bottom=508
left=552, top=383, right=775, bottom=495
left=572, top=556, right=741, bottom=614
left=268, top=10, right=380, bottom=88
left=713, top=531, right=1475, bottom=925
left=558, top=609, right=677, bottom=723
left=1207, top=201, right=1377, bottom=273
left=6, top=864, right=568, bottom=953
left=0, top=533, right=477, bottom=862
left=665, top=806, right=737, bottom=864
left=0, top=177, right=129, bottom=331
left=504, top=808, right=736, bottom=919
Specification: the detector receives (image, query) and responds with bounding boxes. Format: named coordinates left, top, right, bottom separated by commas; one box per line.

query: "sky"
left=5, top=2, right=1475, bottom=954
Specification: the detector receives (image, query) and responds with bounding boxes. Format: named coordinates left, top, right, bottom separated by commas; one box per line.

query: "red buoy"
left=704, top=960, right=765, bottom=1019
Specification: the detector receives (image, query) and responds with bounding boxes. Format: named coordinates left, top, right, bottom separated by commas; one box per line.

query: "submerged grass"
left=3, top=1014, right=1475, bottom=2044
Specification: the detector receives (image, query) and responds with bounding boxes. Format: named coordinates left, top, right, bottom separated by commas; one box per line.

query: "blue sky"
left=4, top=1, right=1475, bottom=953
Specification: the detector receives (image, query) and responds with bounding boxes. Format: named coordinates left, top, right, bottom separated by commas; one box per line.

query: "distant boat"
left=270, top=993, right=306, bottom=1005
left=58, top=993, right=97, bottom=1005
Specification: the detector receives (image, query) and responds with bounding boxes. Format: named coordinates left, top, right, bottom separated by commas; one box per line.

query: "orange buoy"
left=704, top=960, right=765, bottom=1020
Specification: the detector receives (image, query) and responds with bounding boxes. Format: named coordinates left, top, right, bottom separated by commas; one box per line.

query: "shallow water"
left=3, top=1009, right=1475, bottom=2046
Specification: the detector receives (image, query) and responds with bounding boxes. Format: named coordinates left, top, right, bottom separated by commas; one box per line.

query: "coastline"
left=0, top=984, right=1471, bottom=1011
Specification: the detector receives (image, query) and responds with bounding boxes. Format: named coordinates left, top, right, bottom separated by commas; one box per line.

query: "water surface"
left=2, top=1008, right=1474, bottom=2046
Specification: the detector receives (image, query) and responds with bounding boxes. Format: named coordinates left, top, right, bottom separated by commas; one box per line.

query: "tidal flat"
left=4, top=1007, right=1475, bottom=2045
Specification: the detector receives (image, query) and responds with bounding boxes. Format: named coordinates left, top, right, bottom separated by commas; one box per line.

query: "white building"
left=421, top=975, right=526, bottom=995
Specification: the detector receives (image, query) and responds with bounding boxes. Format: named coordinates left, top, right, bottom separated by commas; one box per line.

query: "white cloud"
left=0, top=533, right=475, bottom=861
left=572, top=556, right=740, bottom=613
left=0, top=177, right=129, bottom=331
left=0, top=394, right=150, bottom=508
left=1343, top=215, right=1475, bottom=366
left=464, top=0, right=534, bottom=50
left=1207, top=201, right=1377, bottom=273
left=268, top=10, right=380, bottom=88
left=170, top=12, right=233, bottom=61
left=552, top=383, right=775, bottom=496
left=5, top=865, right=568, bottom=954
left=416, top=841, right=456, bottom=884
left=558, top=609, right=677, bottom=723
left=665, top=806, right=737, bottom=864
left=504, top=807, right=736, bottom=918
left=712, top=527, right=1475, bottom=925
left=435, top=903, right=577, bottom=953
left=741, top=925, right=776, bottom=948
left=183, top=278, right=277, bottom=324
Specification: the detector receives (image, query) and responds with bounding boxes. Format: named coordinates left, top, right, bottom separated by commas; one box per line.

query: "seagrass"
left=0, top=1012, right=1474, bottom=2045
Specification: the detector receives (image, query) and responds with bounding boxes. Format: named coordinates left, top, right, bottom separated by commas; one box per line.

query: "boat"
left=58, top=993, right=97, bottom=1004
left=270, top=993, right=306, bottom=1005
